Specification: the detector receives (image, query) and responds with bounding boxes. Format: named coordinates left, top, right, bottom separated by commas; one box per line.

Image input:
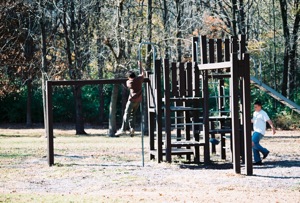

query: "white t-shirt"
left=252, top=109, right=270, bottom=135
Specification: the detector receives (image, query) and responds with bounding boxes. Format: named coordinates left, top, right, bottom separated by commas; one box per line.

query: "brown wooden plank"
left=224, top=38, right=230, bottom=62
left=46, top=81, right=54, bottom=166
left=216, top=39, right=223, bottom=62
left=209, top=39, right=215, bottom=63
left=192, top=37, right=199, bottom=62
left=242, top=53, right=253, bottom=175
left=200, top=35, right=208, bottom=64
left=230, top=52, right=241, bottom=174
left=155, top=59, right=163, bottom=162
left=239, top=35, right=246, bottom=59
left=163, top=59, right=172, bottom=162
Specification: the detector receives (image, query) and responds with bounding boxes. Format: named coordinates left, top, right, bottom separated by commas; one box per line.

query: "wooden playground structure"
left=46, top=35, right=252, bottom=175
left=146, top=35, right=252, bottom=175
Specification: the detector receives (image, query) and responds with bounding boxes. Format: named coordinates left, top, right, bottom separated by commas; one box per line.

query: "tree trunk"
left=74, top=85, right=86, bottom=134
left=238, top=0, right=246, bottom=35
left=175, top=0, right=182, bottom=61
left=279, top=0, right=290, bottom=97
left=231, top=0, right=238, bottom=36
left=109, top=84, right=119, bottom=136
left=288, top=2, right=300, bottom=99
left=26, top=79, right=32, bottom=127
left=39, top=0, right=48, bottom=136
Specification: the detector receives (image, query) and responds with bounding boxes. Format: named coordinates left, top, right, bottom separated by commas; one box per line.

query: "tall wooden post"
left=163, top=59, right=172, bottom=162
left=230, top=51, right=241, bottom=174
left=243, top=53, right=253, bottom=175
left=46, top=81, right=54, bottom=166
left=155, top=60, right=163, bottom=162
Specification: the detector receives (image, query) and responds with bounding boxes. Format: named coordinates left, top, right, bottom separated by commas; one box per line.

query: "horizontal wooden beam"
left=47, top=78, right=150, bottom=86
left=198, top=62, right=231, bottom=70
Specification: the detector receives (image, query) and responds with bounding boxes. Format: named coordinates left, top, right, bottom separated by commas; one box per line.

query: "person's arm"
left=267, top=120, right=276, bottom=135
left=138, top=61, right=145, bottom=77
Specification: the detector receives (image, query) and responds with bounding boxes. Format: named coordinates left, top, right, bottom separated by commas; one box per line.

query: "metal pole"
left=138, top=42, right=158, bottom=167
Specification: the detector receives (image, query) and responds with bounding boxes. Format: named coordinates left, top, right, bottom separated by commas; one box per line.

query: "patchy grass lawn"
left=0, top=125, right=299, bottom=202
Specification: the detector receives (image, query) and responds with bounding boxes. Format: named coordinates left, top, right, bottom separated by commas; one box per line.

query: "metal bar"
left=46, top=81, right=54, bottom=166
left=48, top=78, right=150, bottom=86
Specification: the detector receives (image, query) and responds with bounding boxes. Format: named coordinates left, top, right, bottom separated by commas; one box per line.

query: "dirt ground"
left=0, top=124, right=299, bottom=202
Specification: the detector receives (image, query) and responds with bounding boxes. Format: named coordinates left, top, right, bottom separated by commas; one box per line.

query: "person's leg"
left=129, top=102, right=140, bottom=130
left=119, top=101, right=133, bottom=132
left=252, top=132, right=269, bottom=162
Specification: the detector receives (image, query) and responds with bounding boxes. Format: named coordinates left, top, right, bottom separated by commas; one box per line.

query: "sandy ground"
left=0, top=124, right=299, bottom=202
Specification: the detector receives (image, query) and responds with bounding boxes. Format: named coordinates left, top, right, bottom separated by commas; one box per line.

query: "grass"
left=1, top=128, right=300, bottom=202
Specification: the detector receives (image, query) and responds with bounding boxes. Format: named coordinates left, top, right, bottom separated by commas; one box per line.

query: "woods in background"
left=0, top=0, right=299, bottom=133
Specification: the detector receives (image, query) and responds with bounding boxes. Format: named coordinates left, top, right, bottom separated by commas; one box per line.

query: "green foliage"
left=0, top=84, right=118, bottom=124
left=251, top=86, right=300, bottom=130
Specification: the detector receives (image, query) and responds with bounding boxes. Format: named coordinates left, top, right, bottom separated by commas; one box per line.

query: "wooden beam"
left=197, top=62, right=231, bottom=70
left=46, top=81, right=54, bottom=166
left=230, top=53, right=241, bottom=174
left=48, top=78, right=150, bottom=86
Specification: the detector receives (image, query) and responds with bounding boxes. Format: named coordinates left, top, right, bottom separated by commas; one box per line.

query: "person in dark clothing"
left=115, top=61, right=144, bottom=137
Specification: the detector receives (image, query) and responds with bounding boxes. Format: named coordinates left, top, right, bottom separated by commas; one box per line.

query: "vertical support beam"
left=200, top=35, right=210, bottom=164
left=209, top=39, right=215, bottom=63
left=46, top=81, right=54, bottom=166
left=200, top=36, right=208, bottom=64
left=155, top=59, right=163, bottom=162
left=216, top=39, right=223, bottom=62
left=230, top=51, right=241, bottom=174
left=163, top=59, right=172, bottom=162
left=179, top=63, right=186, bottom=97
left=192, top=37, right=199, bottom=63
left=219, top=80, right=226, bottom=160
left=147, top=72, right=156, bottom=160
left=224, top=38, right=230, bottom=62
left=203, top=70, right=210, bottom=164
left=243, top=53, right=253, bottom=175
left=239, top=35, right=246, bottom=59
left=192, top=62, right=200, bottom=163
left=186, top=62, right=193, bottom=161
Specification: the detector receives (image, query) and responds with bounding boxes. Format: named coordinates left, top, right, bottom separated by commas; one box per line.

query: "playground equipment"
left=146, top=35, right=253, bottom=175
left=45, top=34, right=253, bottom=175
left=250, top=76, right=300, bottom=114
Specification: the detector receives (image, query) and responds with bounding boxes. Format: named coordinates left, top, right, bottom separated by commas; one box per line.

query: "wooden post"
left=224, top=39, right=230, bottom=62
left=192, top=37, right=199, bottom=63
left=200, top=35, right=210, bottom=164
left=147, top=72, right=155, bottom=160
left=46, top=81, right=54, bottom=166
left=155, top=60, right=163, bottom=162
left=243, top=53, right=253, bottom=175
left=163, top=59, right=172, bottom=162
left=230, top=51, right=241, bottom=174
left=192, top=62, right=200, bottom=163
